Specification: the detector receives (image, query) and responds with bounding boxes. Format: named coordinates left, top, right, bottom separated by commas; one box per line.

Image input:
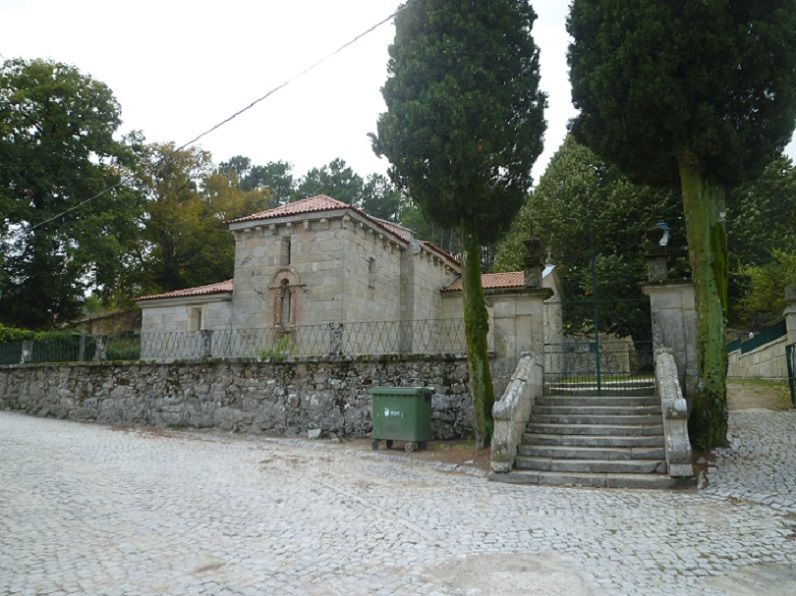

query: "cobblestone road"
left=1, top=410, right=795, bottom=595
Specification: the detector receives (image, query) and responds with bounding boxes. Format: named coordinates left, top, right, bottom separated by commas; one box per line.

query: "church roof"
left=442, top=271, right=525, bottom=293
left=422, top=241, right=461, bottom=268
left=136, top=279, right=233, bottom=302
left=441, top=266, right=556, bottom=293
left=227, top=195, right=349, bottom=224
left=227, top=194, right=414, bottom=247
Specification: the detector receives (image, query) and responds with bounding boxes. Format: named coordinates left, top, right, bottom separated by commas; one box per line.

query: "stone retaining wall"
left=727, top=336, right=788, bottom=380
left=0, top=355, right=474, bottom=439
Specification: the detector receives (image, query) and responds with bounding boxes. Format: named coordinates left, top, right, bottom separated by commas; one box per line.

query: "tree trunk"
left=460, top=225, right=495, bottom=449
left=678, top=155, right=729, bottom=450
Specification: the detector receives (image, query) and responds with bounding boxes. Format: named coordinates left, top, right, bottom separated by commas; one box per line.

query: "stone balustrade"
left=654, top=348, right=694, bottom=478
left=490, top=353, right=543, bottom=473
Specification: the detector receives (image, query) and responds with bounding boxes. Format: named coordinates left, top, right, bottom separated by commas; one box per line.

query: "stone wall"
left=727, top=337, right=788, bottom=380
left=141, top=296, right=232, bottom=335
left=0, top=355, right=474, bottom=440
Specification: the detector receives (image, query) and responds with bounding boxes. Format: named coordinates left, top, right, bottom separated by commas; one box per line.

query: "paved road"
left=1, top=410, right=795, bottom=595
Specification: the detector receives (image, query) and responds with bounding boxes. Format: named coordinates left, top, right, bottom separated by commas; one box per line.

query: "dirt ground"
left=727, top=378, right=793, bottom=411
left=346, top=436, right=492, bottom=471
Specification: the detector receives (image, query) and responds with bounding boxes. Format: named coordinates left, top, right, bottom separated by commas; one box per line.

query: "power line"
left=174, top=5, right=407, bottom=153
left=5, top=1, right=411, bottom=241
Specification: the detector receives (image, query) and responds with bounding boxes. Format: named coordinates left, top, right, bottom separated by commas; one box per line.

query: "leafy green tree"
left=738, top=250, right=796, bottom=327
left=568, top=1, right=796, bottom=449
left=117, top=144, right=273, bottom=301
left=495, top=137, right=687, bottom=340
left=373, top=0, right=546, bottom=447
left=361, top=173, right=401, bottom=222
left=219, top=156, right=295, bottom=202
left=727, top=155, right=796, bottom=321
left=399, top=201, right=459, bottom=251
left=294, top=158, right=364, bottom=204
left=0, top=58, right=142, bottom=329
left=245, top=161, right=294, bottom=201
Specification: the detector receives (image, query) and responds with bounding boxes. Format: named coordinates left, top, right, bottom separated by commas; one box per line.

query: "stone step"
left=543, top=386, right=655, bottom=397
left=523, top=433, right=665, bottom=448
left=515, top=456, right=667, bottom=474
left=527, top=423, right=664, bottom=436
left=534, top=405, right=662, bottom=416
left=517, top=444, right=665, bottom=461
left=537, top=396, right=659, bottom=408
left=533, top=413, right=663, bottom=426
left=489, top=470, right=693, bottom=490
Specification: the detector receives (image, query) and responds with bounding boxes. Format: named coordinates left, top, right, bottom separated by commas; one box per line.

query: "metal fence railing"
left=543, top=339, right=655, bottom=396
left=0, top=333, right=142, bottom=365
left=727, top=320, right=787, bottom=354
left=139, top=319, right=467, bottom=361
left=0, top=320, right=467, bottom=365
left=787, top=342, right=795, bottom=408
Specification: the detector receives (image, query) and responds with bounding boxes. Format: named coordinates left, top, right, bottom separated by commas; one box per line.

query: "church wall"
left=230, top=218, right=347, bottom=329
left=340, top=221, right=403, bottom=323
left=140, top=299, right=232, bottom=334
left=410, top=249, right=458, bottom=322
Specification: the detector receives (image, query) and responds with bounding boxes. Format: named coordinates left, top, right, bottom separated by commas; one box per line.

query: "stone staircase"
left=497, top=382, right=683, bottom=489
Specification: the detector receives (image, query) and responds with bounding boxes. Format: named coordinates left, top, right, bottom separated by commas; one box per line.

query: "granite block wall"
left=0, top=355, right=474, bottom=440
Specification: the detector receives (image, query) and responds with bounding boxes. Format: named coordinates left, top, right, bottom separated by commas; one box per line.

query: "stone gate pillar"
left=642, top=282, right=698, bottom=396
left=488, top=245, right=553, bottom=396
left=785, top=286, right=796, bottom=345
left=641, top=227, right=698, bottom=395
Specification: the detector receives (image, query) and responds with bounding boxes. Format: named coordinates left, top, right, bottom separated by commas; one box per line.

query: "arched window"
left=271, top=269, right=301, bottom=328
left=278, top=278, right=291, bottom=326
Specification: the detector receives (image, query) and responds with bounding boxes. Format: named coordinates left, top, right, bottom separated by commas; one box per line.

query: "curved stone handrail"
left=490, top=353, right=543, bottom=473
left=655, top=348, right=694, bottom=477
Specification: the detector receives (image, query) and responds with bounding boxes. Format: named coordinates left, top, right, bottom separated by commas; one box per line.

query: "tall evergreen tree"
left=373, top=0, right=546, bottom=447
left=568, top=1, right=796, bottom=449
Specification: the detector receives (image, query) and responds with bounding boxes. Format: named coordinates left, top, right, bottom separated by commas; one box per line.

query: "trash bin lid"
left=367, top=386, right=434, bottom=396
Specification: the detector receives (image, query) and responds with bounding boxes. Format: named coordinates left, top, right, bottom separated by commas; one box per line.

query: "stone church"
left=136, top=195, right=562, bottom=384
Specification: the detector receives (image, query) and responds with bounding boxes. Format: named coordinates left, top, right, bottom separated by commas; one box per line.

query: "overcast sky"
left=2, top=0, right=794, bottom=185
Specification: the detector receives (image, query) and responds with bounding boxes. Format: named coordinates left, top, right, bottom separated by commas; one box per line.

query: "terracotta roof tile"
left=136, top=279, right=233, bottom=302
left=442, top=271, right=525, bottom=293
left=227, top=195, right=349, bottom=224
left=421, top=241, right=461, bottom=268
left=227, top=195, right=412, bottom=246
left=371, top=217, right=412, bottom=243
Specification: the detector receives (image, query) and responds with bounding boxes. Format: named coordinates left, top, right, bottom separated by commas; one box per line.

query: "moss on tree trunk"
left=460, top=226, right=494, bottom=449
left=678, top=156, right=729, bottom=450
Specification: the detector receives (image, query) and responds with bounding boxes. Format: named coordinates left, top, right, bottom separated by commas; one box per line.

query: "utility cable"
left=4, top=1, right=411, bottom=241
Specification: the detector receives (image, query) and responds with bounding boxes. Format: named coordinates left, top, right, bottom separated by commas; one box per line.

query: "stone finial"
left=523, top=237, right=545, bottom=289
left=785, top=285, right=796, bottom=305
left=645, top=225, right=668, bottom=283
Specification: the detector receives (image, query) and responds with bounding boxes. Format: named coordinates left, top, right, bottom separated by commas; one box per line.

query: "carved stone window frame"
left=269, top=268, right=304, bottom=328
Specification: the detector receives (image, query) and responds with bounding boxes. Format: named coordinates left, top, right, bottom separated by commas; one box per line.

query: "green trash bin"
left=369, top=386, right=433, bottom=452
